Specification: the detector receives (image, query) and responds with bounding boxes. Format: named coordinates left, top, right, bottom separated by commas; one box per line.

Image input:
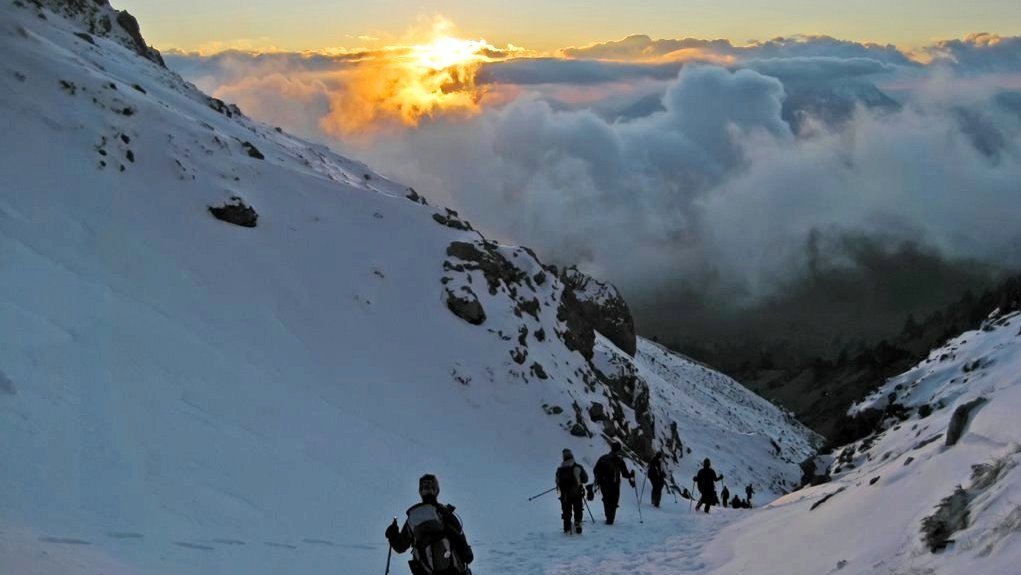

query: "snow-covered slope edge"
left=705, top=310, right=1021, bottom=575
left=0, top=2, right=814, bottom=573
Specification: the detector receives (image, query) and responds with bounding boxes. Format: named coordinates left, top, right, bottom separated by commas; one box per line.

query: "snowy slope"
left=703, top=311, right=1021, bottom=575
left=0, top=2, right=814, bottom=574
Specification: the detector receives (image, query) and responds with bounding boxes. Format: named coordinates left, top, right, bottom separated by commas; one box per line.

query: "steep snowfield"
left=702, top=311, right=1021, bottom=575
left=0, top=2, right=814, bottom=574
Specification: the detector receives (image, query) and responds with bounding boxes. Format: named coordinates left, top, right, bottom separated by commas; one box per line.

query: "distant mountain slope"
left=0, top=2, right=815, bottom=574
left=705, top=310, right=1021, bottom=575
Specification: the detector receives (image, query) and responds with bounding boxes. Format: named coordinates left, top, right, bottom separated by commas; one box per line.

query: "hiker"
left=385, top=474, right=474, bottom=575
left=721, top=485, right=730, bottom=508
left=556, top=449, right=589, bottom=534
left=647, top=450, right=667, bottom=508
left=593, top=441, right=635, bottom=524
left=745, top=484, right=755, bottom=505
left=730, top=493, right=743, bottom=508
left=692, top=458, right=723, bottom=514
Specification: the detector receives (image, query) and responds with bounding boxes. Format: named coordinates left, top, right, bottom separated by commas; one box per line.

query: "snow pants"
left=560, top=496, right=583, bottom=531
left=650, top=479, right=665, bottom=507
left=600, top=484, right=620, bottom=524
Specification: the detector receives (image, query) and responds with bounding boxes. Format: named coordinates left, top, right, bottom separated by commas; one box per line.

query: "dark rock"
left=444, top=286, right=485, bottom=325
left=946, top=398, right=988, bottom=447
left=208, top=197, right=258, bottom=228
left=921, top=487, right=970, bottom=552
left=569, top=423, right=588, bottom=437
left=74, top=31, right=95, bottom=45
left=115, top=10, right=165, bottom=66
left=432, top=209, right=473, bottom=231
left=557, top=267, right=636, bottom=358
left=446, top=242, right=528, bottom=296
left=588, top=402, right=606, bottom=422
left=241, top=141, right=264, bottom=160
left=208, top=97, right=242, bottom=118
left=530, top=362, right=548, bottom=380
left=405, top=187, right=428, bottom=205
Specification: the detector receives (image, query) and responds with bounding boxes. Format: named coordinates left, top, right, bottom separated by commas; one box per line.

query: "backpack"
left=594, top=455, right=612, bottom=485
left=406, top=503, right=469, bottom=574
left=557, top=463, right=587, bottom=498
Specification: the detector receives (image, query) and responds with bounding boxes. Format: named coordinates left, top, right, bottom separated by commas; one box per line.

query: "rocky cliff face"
left=32, top=0, right=165, bottom=66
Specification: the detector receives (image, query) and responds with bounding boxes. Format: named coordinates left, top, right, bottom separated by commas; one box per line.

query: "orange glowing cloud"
left=319, top=17, right=527, bottom=135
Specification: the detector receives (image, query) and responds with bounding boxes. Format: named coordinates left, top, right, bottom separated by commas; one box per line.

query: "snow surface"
left=702, top=311, right=1021, bottom=575
left=0, top=3, right=815, bottom=574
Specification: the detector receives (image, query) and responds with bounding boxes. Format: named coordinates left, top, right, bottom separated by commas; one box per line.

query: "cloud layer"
left=165, top=33, right=1021, bottom=349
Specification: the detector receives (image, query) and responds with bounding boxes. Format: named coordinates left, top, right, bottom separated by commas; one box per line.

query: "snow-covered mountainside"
left=704, top=310, right=1021, bottom=575
left=0, top=2, right=814, bottom=574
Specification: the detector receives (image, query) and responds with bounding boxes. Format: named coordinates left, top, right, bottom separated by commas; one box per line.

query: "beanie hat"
left=562, top=448, right=574, bottom=461
left=419, top=474, right=440, bottom=498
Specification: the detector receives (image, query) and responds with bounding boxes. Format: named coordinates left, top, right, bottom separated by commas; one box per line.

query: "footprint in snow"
left=106, top=531, right=144, bottom=540
left=211, top=538, right=246, bottom=546
left=264, top=541, right=297, bottom=550
left=39, top=537, right=91, bottom=545
left=174, top=542, right=214, bottom=551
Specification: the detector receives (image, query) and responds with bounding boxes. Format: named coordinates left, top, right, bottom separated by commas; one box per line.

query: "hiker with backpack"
left=555, top=448, right=589, bottom=534
left=592, top=441, right=635, bottom=524
left=745, top=484, right=755, bottom=506
left=385, top=474, right=474, bottom=575
left=721, top=485, right=730, bottom=508
left=692, top=458, right=723, bottom=514
left=647, top=450, right=668, bottom=508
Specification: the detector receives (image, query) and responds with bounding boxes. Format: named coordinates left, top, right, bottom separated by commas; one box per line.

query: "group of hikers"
left=383, top=441, right=758, bottom=575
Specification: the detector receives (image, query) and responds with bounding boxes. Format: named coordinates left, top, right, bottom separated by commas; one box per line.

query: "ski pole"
left=584, top=497, right=596, bottom=524
left=633, top=481, right=644, bottom=524
left=528, top=486, right=557, bottom=501
left=385, top=517, right=396, bottom=575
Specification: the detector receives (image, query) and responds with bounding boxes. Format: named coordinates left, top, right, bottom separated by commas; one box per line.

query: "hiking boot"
left=574, top=523, right=583, bottom=534
left=563, top=522, right=571, bottom=533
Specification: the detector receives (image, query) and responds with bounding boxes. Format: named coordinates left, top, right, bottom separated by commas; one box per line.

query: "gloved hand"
left=385, top=520, right=399, bottom=542
left=629, top=477, right=636, bottom=488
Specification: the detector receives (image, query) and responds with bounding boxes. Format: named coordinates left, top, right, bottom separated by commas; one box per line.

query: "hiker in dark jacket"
left=692, top=458, right=723, bottom=514
left=721, top=485, right=731, bottom=508
left=593, top=441, right=635, bottom=524
left=556, top=449, right=589, bottom=534
left=647, top=450, right=668, bottom=508
left=745, top=484, right=755, bottom=505
left=385, top=474, right=474, bottom=575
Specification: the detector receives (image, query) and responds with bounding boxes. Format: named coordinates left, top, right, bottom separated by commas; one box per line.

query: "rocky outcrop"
left=209, top=197, right=258, bottom=228
left=36, top=1, right=165, bottom=66
left=945, top=397, right=988, bottom=447
left=559, top=267, right=636, bottom=356
left=445, top=286, right=486, bottom=325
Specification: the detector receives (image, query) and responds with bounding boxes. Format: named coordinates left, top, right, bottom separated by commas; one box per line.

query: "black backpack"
left=594, top=454, right=616, bottom=486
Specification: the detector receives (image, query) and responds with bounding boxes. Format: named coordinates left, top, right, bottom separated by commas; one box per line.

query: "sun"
left=321, top=18, right=527, bottom=134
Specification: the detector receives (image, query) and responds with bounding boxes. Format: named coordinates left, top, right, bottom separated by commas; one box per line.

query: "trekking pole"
left=584, top=497, right=596, bottom=524
left=633, top=482, right=644, bottom=524
left=689, top=480, right=695, bottom=513
left=528, top=486, right=557, bottom=501
left=385, top=517, right=396, bottom=575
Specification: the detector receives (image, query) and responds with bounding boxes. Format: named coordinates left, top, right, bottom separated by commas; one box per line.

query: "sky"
left=119, top=0, right=1021, bottom=54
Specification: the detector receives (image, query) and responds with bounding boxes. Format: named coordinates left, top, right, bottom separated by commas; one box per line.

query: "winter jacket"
left=694, top=467, right=721, bottom=493
left=594, top=452, right=634, bottom=487
left=648, top=455, right=667, bottom=483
